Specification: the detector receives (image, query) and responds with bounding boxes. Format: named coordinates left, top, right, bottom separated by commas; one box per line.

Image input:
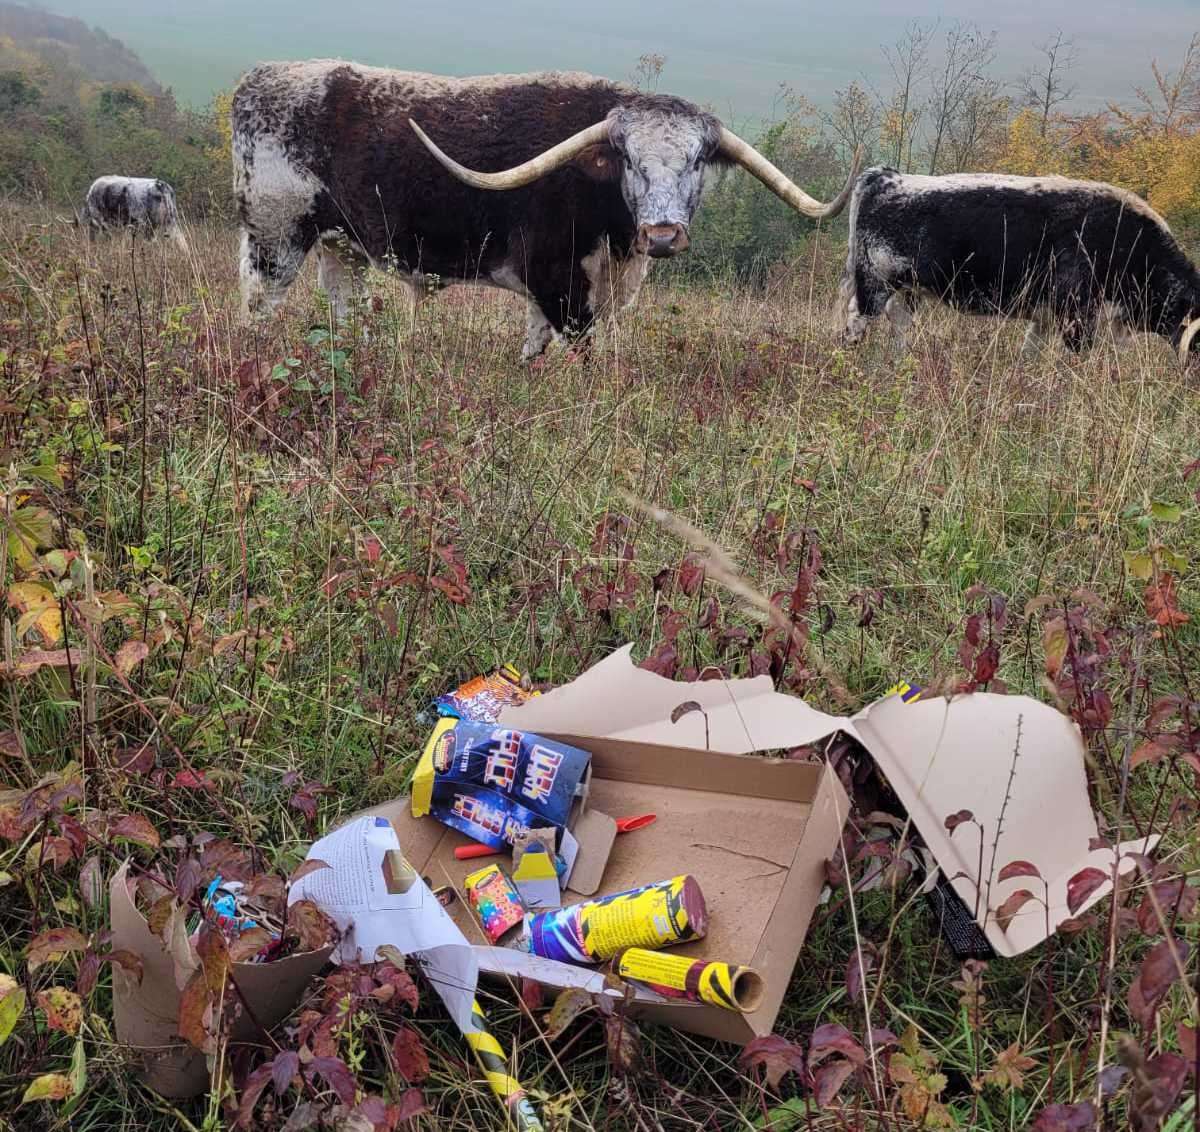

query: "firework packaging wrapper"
left=413, top=718, right=591, bottom=851
left=435, top=664, right=537, bottom=723
left=465, top=864, right=526, bottom=943
left=511, top=835, right=562, bottom=910
left=525, top=875, right=707, bottom=964
left=202, top=876, right=260, bottom=935
left=617, top=949, right=765, bottom=1013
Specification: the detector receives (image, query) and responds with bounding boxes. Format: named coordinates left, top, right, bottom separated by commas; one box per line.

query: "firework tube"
left=616, top=948, right=765, bottom=1013
left=466, top=997, right=544, bottom=1132
left=525, top=875, right=707, bottom=964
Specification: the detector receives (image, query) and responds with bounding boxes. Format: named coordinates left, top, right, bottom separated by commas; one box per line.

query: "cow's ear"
left=576, top=143, right=621, bottom=182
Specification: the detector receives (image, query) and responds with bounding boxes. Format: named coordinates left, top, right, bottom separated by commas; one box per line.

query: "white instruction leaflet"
left=288, top=815, right=478, bottom=1032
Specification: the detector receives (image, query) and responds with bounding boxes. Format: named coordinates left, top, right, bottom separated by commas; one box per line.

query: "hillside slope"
left=0, top=1, right=160, bottom=89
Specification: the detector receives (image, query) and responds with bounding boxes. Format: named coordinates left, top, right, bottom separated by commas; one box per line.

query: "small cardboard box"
left=109, top=862, right=333, bottom=1098
left=371, top=733, right=848, bottom=1044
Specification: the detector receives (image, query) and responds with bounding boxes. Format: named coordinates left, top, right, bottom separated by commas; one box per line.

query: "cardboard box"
left=370, top=734, right=848, bottom=1045
left=109, top=862, right=333, bottom=1098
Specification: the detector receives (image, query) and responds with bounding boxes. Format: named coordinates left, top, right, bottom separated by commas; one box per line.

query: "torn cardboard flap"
left=499, top=646, right=1156, bottom=958
left=850, top=693, right=1157, bottom=956
left=109, top=861, right=331, bottom=1099
left=503, top=643, right=847, bottom=754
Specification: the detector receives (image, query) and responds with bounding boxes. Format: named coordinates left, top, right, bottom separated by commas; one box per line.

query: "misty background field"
left=0, top=2, right=1198, bottom=1131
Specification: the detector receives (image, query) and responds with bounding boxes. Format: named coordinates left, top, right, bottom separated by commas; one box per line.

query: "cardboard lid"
left=500, top=643, right=846, bottom=753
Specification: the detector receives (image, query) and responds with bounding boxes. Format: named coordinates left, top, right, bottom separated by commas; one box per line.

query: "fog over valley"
left=39, top=0, right=1200, bottom=122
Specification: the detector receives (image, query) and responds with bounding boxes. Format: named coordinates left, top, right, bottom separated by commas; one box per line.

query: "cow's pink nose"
left=636, top=223, right=689, bottom=258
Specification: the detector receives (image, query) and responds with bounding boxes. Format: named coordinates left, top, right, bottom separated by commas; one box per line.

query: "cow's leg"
left=1059, top=304, right=1100, bottom=354
left=526, top=272, right=593, bottom=362
left=316, top=237, right=370, bottom=323
left=583, top=238, right=651, bottom=326
left=521, top=301, right=557, bottom=361
left=239, top=229, right=312, bottom=320
left=884, top=292, right=917, bottom=353
left=1021, top=310, right=1055, bottom=358
left=1100, top=302, right=1131, bottom=348
left=839, top=264, right=888, bottom=346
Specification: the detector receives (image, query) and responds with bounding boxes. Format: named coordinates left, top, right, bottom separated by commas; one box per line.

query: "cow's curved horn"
left=719, top=130, right=863, bottom=219
left=1180, top=317, right=1200, bottom=363
left=411, top=119, right=611, bottom=190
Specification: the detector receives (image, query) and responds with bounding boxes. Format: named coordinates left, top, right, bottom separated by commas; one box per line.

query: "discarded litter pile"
left=109, top=645, right=1156, bottom=1126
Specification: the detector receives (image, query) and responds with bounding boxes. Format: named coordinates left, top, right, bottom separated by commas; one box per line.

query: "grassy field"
left=0, top=206, right=1197, bottom=1131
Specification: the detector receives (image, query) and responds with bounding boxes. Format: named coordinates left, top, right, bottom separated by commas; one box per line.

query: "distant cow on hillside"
left=231, top=60, right=861, bottom=359
left=79, top=176, right=188, bottom=249
left=836, top=168, right=1200, bottom=361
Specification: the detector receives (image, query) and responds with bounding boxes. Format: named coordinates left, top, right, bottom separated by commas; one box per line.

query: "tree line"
left=678, top=26, right=1200, bottom=283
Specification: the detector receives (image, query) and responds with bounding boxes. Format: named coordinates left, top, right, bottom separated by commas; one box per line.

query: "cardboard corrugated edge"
left=109, top=861, right=332, bottom=1099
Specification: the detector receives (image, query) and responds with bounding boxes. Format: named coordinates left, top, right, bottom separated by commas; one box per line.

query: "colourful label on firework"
left=464, top=864, right=526, bottom=943
left=616, top=949, right=762, bottom=1013
left=526, top=875, right=706, bottom=964
left=413, top=719, right=590, bottom=850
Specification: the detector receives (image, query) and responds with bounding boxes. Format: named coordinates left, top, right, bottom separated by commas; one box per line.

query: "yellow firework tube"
left=526, top=875, right=708, bottom=964
left=465, top=998, right=544, bottom=1132
left=616, top=948, right=766, bottom=1013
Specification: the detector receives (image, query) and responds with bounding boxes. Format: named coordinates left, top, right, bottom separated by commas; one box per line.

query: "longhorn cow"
left=232, top=60, right=861, bottom=357
left=836, top=168, right=1200, bottom=361
left=79, top=176, right=188, bottom=249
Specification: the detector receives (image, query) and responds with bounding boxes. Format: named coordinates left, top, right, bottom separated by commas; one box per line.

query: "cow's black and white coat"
left=836, top=168, right=1200, bottom=358
left=80, top=176, right=187, bottom=248
left=230, top=61, right=725, bottom=357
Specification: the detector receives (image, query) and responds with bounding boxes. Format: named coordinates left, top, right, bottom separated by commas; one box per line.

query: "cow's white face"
left=609, top=106, right=719, bottom=258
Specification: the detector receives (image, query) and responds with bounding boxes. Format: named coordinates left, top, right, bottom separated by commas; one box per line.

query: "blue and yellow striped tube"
left=465, top=998, right=544, bottom=1132
left=885, top=680, right=924, bottom=703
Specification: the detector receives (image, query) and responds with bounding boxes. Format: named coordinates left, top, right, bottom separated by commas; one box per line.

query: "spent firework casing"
left=526, top=875, right=707, bottom=964
left=616, top=948, right=765, bottom=1013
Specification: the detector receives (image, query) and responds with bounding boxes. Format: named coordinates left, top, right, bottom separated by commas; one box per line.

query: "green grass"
left=0, top=205, right=1196, bottom=1130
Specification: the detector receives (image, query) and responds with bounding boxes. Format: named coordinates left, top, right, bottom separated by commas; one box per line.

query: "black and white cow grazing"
left=79, top=176, right=187, bottom=249
left=232, top=60, right=860, bottom=357
left=836, top=168, right=1200, bottom=361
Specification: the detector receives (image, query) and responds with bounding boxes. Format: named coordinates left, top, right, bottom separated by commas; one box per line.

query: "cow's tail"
left=831, top=178, right=865, bottom=334
left=168, top=226, right=190, bottom=253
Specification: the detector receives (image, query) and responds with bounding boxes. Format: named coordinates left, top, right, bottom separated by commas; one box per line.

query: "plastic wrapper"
left=435, top=665, right=536, bottom=723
